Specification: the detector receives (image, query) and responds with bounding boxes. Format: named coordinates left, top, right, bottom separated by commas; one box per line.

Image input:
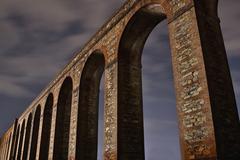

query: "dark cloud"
left=6, top=11, right=28, bottom=28
left=0, top=0, right=239, bottom=160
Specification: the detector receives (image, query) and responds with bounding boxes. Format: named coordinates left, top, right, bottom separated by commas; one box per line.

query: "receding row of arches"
left=9, top=94, right=53, bottom=160
left=5, top=3, right=178, bottom=159
left=7, top=53, right=104, bottom=160
left=3, top=3, right=182, bottom=159
left=4, top=51, right=106, bottom=160
left=52, top=52, right=105, bottom=160
left=1, top=0, right=239, bottom=159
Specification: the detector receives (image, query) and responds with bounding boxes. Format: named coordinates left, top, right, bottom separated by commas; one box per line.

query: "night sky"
left=0, top=0, right=239, bottom=160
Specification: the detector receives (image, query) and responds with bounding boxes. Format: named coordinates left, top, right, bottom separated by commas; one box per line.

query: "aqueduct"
left=0, top=0, right=240, bottom=159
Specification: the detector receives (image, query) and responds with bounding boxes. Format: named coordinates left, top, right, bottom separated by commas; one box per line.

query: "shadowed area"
left=76, top=51, right=105, bottom=160
left=16, top=120, right=25, bottom=160
left=53, top=77, right=72, bottom=160
left=29, top=106, right=41, bottom=160
left=22, top=113, right=32, bottom=160
left=39, top=93, right=53, bottom=160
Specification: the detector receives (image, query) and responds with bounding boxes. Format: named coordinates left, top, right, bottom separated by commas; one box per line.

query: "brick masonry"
left=0, top=0, right=239, bottom=160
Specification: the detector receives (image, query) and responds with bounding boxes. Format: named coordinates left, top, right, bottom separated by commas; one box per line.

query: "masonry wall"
left=0, top=125, right=14, bottom=160
left=0, top=0, right=239, bottom=160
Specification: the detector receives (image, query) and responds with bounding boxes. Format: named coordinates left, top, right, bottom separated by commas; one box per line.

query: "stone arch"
left=6, top=133, right=12, bottom=160
left=76, top=51, right=105, bottom=160
left=16, top=120, right=25, bottom=160
left=53, top=77, right=73, bottom=160
left=29, top=106, right=41, bottom=160
left=13, top=124, right=20, bottom=160
left=116, top=0, right=240, bottom=159
left=22, top=113, right=32, bottom=160
left=117, top=4, right=167, bottom=159
left=39, top=93, right=54, bottom=160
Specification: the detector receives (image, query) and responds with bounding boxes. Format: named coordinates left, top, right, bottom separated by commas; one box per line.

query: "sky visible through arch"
left=0, top=0, right=240, bottom=159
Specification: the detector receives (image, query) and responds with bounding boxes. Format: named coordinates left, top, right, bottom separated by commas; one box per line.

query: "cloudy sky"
left=0, top=0, right=239, bottom=159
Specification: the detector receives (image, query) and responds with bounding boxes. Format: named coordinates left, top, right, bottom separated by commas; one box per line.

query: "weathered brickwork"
left=0, top=126, right=13, bottom=160
left=168, top=6, right=218, bottom=159
left=0, top=0, right=239, bottom=160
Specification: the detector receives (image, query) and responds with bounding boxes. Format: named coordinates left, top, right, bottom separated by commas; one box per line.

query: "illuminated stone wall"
left=0, top=0, right=239, bottom=160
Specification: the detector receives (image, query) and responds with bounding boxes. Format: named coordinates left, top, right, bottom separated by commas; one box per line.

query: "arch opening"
left=22, top=113, right=32, bottom=160
left=53, top=77, right=73, bottom=160
left=17, top=120, right=25, bottom=160
left=29, top=106, right=41, bottom=160
left=76, top=51, right=105, bottom=160
left=39, top=93, right=53, bottom=160
left=142, top=21, right=181, bottom=159
left=13, top=125, right=20, bottom=160
left=118, top=4, right=180, bottom=159
left=97, top=78, right=104, bottom=160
